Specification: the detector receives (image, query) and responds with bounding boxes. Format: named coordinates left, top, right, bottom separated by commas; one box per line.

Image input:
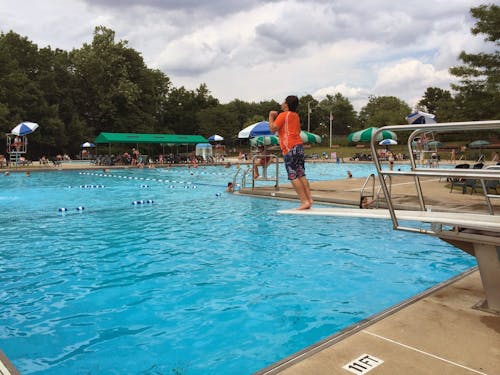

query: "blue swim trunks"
left=284, top=144, right=306, bottom=180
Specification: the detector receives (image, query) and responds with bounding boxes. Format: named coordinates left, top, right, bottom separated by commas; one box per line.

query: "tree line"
left=0, top=4, right=498, bottom=158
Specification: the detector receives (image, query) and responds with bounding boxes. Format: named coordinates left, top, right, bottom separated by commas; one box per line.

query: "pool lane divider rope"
left=78, top=172, right=199, bottom=188
left=61, top=171, right=228, bottom=213
left=58, top=200, right=155, bottom=213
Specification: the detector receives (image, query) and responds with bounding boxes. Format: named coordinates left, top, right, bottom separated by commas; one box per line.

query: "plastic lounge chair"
left=450, top=178, right=477, bottom=194
left=448, top=163, right=470, bottom=190
left=485, top=180, right=500, bottom=194
left=464, top=179, right=478, bottom=194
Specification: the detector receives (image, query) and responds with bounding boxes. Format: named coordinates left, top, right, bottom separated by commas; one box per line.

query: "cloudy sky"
left=0, top=0, right=490, bottom=110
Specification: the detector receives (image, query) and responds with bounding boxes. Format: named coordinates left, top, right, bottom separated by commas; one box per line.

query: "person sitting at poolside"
left=359, top=196, right=375, bottom=209
left=13, top=136, right=22, bottom=151
left=253, top=146, right=272, bottom=179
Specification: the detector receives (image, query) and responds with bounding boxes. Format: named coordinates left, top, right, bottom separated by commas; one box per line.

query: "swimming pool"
left=0, top=164, right=475, bottom=374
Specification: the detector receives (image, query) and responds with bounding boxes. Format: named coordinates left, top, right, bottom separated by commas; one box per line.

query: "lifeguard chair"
left=6, top=133, right=28, bottom=165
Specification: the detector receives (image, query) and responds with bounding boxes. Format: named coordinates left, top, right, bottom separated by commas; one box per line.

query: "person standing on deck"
left=269, top=95, right=313, bottom=210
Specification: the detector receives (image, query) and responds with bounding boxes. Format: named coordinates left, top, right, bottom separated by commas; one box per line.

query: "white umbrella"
left=379, top=139, right=398, bottom=146
left=11, top=122, right=39, bottom=136
left=208, top=134, right=224, bottom=142
left=405, top=111, right=436, bottom=124
left=81, top=142, right=96, bottom=147
left=238, top=121, right=273, bottom=138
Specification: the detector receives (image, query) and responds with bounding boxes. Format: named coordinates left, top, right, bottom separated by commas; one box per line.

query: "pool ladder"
left=360, top=173, right=392, bottom=208
left=232, top=154, right=280, bottom=191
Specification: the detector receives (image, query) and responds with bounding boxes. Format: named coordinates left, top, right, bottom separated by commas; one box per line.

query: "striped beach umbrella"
left=250, top=135, right=279, bottom=147
left=348, top=127, right=397, bottom=143
left=11, top=121, right=39, bottom=136
left=300, top=131, right=322, bottom=144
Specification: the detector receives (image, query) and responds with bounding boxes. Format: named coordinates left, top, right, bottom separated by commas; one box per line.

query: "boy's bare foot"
left=296, top=202, right=312, bottom=210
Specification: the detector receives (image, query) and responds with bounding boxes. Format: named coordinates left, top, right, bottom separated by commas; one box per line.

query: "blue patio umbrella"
left=379, top=139, right=398, bottom=146
left=208, top=134, right=224, bottom=142
left=11, top=121, right=39, bottom=136
left=405, top=111, right=436, bottom=124
left=238, top=121, right=273, bottom=138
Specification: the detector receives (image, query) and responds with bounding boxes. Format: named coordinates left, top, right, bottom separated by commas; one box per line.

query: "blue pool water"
left=0, top=163, right=475, bottom=374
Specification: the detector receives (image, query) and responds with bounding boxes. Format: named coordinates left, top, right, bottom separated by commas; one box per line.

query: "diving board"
left=278, top=208, right=500, bottom=233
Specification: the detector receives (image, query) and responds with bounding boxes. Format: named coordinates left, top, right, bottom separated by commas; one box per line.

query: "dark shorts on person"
left=284, top=144, right=305, bottom=180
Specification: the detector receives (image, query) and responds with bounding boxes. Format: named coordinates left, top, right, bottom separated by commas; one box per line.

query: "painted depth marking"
left=363, top=331, right=488, bottom=375
left=342, top=354, right=383, bottom=374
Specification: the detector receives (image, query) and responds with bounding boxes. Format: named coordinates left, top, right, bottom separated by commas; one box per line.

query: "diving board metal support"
left=474, top=244, right=500, bottom=312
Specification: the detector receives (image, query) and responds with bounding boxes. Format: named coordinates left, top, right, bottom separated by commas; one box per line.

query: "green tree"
left=297, top=94, right=320, bottom=132
left=318, top=93, right=358, bottom=135
left=449, top=4, right=500, bottom=120
left=359, top=95, right=411, bottom=127
left=0, top=31, right=45, bottom=132
left=164, top=84, right=218, bottom=135
left=0, top=31, right=72, bottom=156
left=197, top=105, right=239, bottom=140
left=71, top=26, right=171, bottom=135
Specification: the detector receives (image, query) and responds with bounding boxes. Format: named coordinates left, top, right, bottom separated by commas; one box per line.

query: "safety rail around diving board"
left=370, top=120, right=500, bottom=232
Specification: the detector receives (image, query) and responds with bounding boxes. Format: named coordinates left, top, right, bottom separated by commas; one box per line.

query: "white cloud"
left=373, top=59, right=456, bottom=109
left=0, top=0, right=491, bottom=111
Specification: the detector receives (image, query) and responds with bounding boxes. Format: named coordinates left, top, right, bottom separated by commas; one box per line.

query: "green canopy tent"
left=94, top=132, right=209, bottom=157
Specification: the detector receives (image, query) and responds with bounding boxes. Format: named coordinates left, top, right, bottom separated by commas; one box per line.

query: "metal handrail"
left=360, top=174, right=375, bottom=201
left=360, top=173, right=392, bottom=208
left=251, top=154, right=279, bottom=190
left=375, top=175, right=391, bottom=208
left=370, top=120, right=500, bottom=230
left=233, top=165, right=251, bottom=190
